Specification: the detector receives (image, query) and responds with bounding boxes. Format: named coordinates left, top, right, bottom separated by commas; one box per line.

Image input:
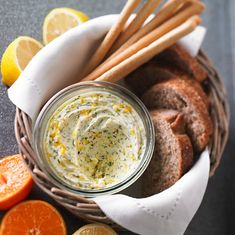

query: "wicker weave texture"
left=14, top=51, right=230, bottom=226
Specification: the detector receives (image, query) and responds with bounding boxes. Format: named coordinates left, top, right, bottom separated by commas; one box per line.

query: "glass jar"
left=33, top=81, right=155, bottom=197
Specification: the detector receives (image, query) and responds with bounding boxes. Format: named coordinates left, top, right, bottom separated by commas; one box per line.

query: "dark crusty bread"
left=142, top=78, right=213, bottom=152
left=125, top=62, right=177, bottom=96
left=142, top=109, right=193, bottom=196
left=153, top=43, right=208, bottom=82
left=125, top=63, right=209, bottom=109
left=125, top=43, right=208, bottom=98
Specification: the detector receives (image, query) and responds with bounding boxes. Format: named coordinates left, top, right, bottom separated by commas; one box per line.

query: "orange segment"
left=0, top=200, right=67, bottom=235
left=73, top=223, right=118, bottom=235
left=0, top=154, right=33, bottom=210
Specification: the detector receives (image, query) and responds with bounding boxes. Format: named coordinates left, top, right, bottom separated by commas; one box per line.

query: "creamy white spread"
left=43, top=91, right=146, bottom=190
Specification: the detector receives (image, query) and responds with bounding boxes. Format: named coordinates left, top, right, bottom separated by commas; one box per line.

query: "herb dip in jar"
left=34, top=82, right=154, bottom=196
left=43, top=89, right=146, bottom=190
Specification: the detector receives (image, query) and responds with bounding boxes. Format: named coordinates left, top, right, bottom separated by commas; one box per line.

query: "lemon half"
left=1, top=36, right=43, bottom=87
left=73, top=223, right=118, bottom=235
left=43, top=8, right=89, bottom=44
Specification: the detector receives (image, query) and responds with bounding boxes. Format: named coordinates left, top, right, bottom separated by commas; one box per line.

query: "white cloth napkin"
left=8, top=15, right=209, bottom=235
left=94, top=149, right=209, bottom=235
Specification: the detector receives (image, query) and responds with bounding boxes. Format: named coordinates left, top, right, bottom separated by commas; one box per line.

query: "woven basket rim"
left=14, top=50, right=230, bottom=226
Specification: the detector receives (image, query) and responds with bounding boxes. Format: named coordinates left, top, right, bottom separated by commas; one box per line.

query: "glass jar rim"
left=33, top=81, right=155, bottom=197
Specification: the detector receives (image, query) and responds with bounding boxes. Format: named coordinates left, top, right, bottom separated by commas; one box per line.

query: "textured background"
left=0, top=0, right=234, bottom=234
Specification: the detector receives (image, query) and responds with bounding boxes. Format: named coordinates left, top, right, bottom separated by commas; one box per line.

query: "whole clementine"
left=0, top=154, right=33, bottom=210
left=0, top=200, right=67, bottom=235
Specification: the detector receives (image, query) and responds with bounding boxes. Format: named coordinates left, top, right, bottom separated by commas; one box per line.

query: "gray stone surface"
left=0, top=0, right=234, bottom=234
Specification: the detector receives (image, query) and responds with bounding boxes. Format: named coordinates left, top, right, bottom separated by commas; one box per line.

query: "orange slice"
left=0, top=200, right=67, bottom=235
left=73, top=223, right=118, bottom=235
left=0, top=154, right=33, bottom=210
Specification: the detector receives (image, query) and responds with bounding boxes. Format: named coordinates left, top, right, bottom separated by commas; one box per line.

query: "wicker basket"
left=14, top=50, right=229, bottom=227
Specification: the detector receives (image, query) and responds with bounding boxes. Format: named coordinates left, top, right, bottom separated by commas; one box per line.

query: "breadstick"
left=95, top=16, right=201, bottom=83
left=106, top=0, right=186, bottom=61
left=174, top=0, right=201, bottom=12
left=82, top=0, right=141, bottom=76
left=82, top=2, right=205, bottom=82
left=110, top=0, right=162, bottom=53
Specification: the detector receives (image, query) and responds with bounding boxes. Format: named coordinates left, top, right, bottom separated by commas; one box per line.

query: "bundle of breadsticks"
left=81, top=0, right=205, bottom=83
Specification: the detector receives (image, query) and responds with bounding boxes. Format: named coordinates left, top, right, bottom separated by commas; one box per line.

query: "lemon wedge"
left=1, top=36, right=43, bottom=87
left=73, top=223, right=118, bottom=235
left=43, top=8, right=89, bottom=44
